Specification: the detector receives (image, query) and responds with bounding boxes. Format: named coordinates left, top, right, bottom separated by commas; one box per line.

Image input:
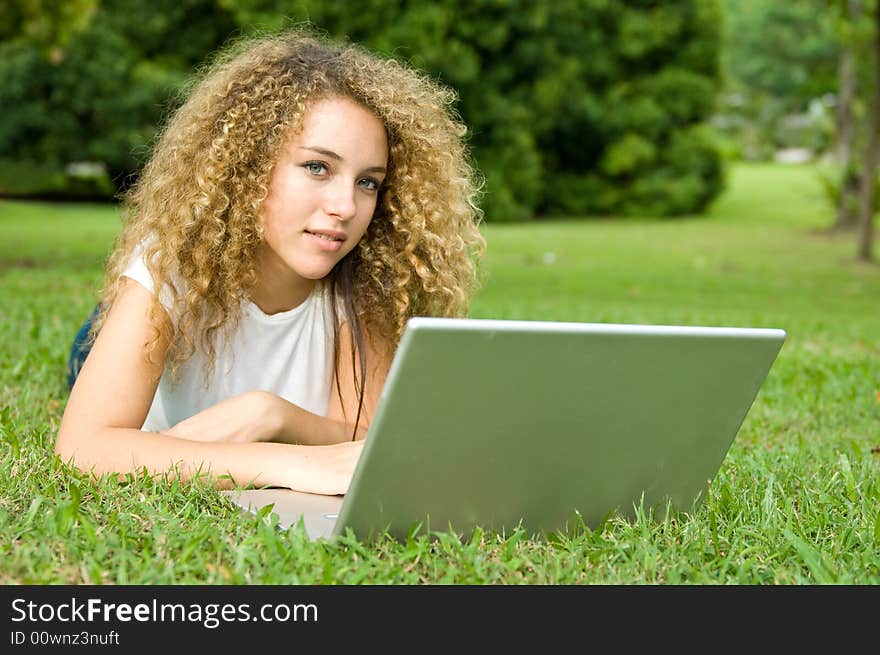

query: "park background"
left=0, top=0, right=877, bottom=583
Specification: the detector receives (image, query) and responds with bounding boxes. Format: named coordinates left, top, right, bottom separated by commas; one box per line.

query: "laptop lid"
left=332, top=317, right=785, bottom=541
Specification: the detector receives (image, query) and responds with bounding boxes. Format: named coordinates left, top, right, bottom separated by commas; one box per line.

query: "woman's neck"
left=250, top=247, right=317, bottom=315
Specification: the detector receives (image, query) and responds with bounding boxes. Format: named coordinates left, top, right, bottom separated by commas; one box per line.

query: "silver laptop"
left=224, top=317, right=786, bottom=541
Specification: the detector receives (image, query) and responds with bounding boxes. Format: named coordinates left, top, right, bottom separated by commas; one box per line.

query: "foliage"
left=0, top=0, right=236, bottom=198
left=715, top=0, right=843, bottom=161
left=224, top=0, right=725, bottom=219
left=0, top=0, right=723, bottom=219
left=0, top=0, right=99, bottom=51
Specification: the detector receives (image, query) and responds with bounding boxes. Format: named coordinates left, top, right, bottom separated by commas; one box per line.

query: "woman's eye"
left=358, top=177, right=381, bottom=191
left=304, top=161, right=327, bottom=175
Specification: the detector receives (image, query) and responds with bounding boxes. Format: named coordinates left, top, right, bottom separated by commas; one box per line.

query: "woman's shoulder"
left=120, top=236, right=179, bottom=312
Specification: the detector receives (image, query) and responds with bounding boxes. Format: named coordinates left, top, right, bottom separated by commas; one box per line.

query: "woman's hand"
left=282, top=440, right=366, bottom=495
left=161, top=391, right=284, bottom=443
left=160, top=392, right=366, bottom=495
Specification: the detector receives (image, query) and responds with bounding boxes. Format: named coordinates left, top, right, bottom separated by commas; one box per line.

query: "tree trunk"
left=857, top=1, right=879, bottom=262
left=834, top=0, right=861, bottom=231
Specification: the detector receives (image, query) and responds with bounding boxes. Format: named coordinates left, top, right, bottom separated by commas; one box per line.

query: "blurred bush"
left=713, top=0, right=839, bottom=163
left=0, top=0, right=236, bottom=199
left=0, top=0, right=724, bottom=220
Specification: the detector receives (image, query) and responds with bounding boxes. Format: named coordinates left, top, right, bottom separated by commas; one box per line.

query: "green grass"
left=1, top=162, right=878, bottom=584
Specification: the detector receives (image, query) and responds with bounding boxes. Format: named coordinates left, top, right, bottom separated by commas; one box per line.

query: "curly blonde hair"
left=95, top=28, right=485, bottom=397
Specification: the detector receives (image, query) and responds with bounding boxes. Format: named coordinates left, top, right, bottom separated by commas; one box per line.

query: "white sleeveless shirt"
left=123, top=249, right=339, bottom=432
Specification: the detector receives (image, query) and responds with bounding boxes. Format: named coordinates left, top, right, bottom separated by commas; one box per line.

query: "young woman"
left=55, top=29, right=485, bottom=495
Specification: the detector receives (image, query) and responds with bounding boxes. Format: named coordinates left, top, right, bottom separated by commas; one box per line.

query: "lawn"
left=1, top=162, right=878, bottom=583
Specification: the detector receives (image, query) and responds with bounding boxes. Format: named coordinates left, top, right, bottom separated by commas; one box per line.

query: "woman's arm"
left=157, top=319, right=394, bottom=446
left=55, top=278, right=361, bottom=494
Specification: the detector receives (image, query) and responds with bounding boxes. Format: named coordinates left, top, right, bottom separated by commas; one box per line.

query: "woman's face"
left=257, top=96, right=388, bottom=307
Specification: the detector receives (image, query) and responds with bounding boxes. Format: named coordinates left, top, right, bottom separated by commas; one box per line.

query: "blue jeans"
left=66, top=305, right=100, bottom=390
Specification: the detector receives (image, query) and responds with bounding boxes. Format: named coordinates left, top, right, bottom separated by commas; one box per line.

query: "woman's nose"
left=324, top=178, right=357, bottom=221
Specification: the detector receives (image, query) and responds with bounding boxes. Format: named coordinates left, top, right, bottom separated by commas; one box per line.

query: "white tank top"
left=123, top=248, right=339, bottom=432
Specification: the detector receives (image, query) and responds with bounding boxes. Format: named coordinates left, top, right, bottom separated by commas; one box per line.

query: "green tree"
left=0, top=0, right=236, bottom=197
left=1, top=0, right=724, bottom=220
left=718, top=0, right=839, bottom=159
left=225, top=0, right=725, bottom=220
left=0, top=0, right=98, bottom=53
left=857, top=0, right=878, bottom=261
left=832, top=0, right=863, bottom=231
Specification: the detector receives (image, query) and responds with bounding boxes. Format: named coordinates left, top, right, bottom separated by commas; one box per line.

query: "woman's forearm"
left=56, top=427, right=310, bottom=490
left=272, top=396, right=367, bottom=445
left=150, top=391, right=364, bottom=447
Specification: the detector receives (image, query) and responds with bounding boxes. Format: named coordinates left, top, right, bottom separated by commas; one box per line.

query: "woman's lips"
left=304, top=229, right=345, bottom=252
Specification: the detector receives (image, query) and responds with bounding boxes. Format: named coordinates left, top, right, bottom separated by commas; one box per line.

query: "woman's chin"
left=293, top=261, right=338, bottom=281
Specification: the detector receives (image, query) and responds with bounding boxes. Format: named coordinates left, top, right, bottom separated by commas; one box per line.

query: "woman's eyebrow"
left=300, top=146, right=386, bottom=174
